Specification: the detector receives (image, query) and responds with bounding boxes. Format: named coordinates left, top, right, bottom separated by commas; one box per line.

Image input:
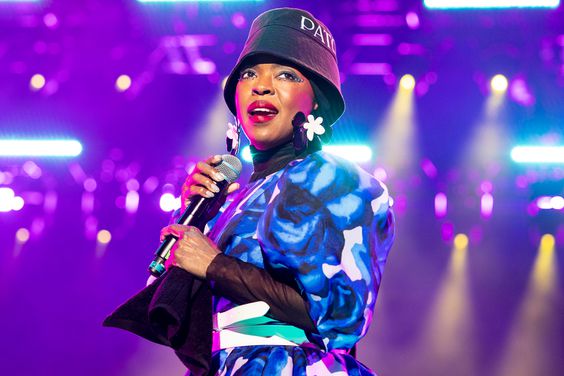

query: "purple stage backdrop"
left=0, top=1, right=563, bottom=375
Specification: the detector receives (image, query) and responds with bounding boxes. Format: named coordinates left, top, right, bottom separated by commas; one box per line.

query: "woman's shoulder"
left=281, top=150, right=389, bottom=203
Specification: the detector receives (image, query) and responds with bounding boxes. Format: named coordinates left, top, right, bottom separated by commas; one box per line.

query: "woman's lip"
left=247, top=100, right=279, bottom=113
left=248, top=112, right=277, bottom=124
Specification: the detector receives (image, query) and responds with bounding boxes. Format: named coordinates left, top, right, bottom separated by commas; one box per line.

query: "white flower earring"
left=302, top=114, right=325, bottom=141
left=226, top=118, right=241, bottom=155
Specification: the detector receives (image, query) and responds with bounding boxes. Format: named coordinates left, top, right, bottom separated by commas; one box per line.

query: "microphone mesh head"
left=217, top=154, right=242, bottom=183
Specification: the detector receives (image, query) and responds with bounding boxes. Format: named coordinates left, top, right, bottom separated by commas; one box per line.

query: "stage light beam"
left=496, top=233, right=558, bottom=375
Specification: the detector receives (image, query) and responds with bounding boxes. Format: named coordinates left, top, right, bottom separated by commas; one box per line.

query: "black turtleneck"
left=249, top=140, right=313, bottom=182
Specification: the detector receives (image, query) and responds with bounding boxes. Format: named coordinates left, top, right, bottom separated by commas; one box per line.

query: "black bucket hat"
left=223, top=7, right=345, bottom=126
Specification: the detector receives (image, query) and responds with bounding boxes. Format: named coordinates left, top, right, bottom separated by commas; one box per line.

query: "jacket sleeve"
left=256, top=152, right=395, bottom=350
left=205, top=253, right=317, bottom=333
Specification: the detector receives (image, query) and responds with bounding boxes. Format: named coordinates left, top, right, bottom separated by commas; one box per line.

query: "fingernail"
left=210, top=184, right=220, bottom=193
left=205, top=191, right=215, bottom=198
left=213, top=172, right=225, bottom=181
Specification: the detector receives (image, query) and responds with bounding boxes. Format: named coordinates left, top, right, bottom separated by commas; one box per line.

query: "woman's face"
left=235, top=62, right=317, bottom=151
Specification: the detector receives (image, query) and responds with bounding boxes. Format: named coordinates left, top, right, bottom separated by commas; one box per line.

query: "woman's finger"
left=196, top=161, right=225, bottom=183
left=205, top=154, right=223, bottom=166
left=160, top=224, right=190, bottom=240
left=227, top=182, right=240, bottom=194
left=190, top=184, right=215, bottom=198
left=192, top=173, right=220, bottom=194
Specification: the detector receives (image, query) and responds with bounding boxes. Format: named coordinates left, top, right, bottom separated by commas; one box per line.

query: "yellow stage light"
left=16, top=228, right=30, bottom=243
left=454, top=233, right=469, bottom=249
left=400, top=74, right=416, bottom=90
left=30, top=74, right=46, bottom=91
left=97, top=229, right=112, bottom=244
left=490, top=74, right=508, bottom=93
left=115, top=75, right=132, bottom=92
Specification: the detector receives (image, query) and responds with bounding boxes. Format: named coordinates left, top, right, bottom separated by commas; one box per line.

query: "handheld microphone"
left=148, top=154, right=242, bottom=277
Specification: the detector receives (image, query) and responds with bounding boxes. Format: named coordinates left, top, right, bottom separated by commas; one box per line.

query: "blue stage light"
left=0, top=139, right=83, bottom=157
left=424, top=0, right=560, bottom=9
left=511, top=146, right=564, bottom=164
left=241, top=145, right=373, bottom=163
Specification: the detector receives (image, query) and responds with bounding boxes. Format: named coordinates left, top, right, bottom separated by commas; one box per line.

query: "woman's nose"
left=252, top=76, right=274, bottom=96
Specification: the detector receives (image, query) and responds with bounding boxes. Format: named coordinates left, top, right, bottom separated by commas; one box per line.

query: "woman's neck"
left=249, top=141, right=303, bottom=182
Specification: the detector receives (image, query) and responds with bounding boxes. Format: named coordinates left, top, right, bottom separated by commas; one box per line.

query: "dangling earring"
left=226, top=118, right=241, bottom=155
left=293, top=112, right=326, bottom=154
left=292, top=112, right=307, bottom=154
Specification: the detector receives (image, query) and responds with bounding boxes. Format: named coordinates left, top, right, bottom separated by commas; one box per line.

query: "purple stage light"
left=480, top=180, right=493, bottom=194
left=68, top=163, right=87, bottom=184
left=125, top=191, right=140, bottom=214
left=84, top=215, right=98, bottom=240
left=356, top=15, right=405, bottom=28
left=81, top=192, right=94, bottom=214
left=83, top=178, right=97, bottom=192
left=31, top=217, right=46, bottom=237
left=480, top=193, right=494, bottom=218
left=398, top=43, right=425, bottom=56
left=126, top=178, right=140, bottom=192
left=421, top=158, right=438, bottom=179
left=0, top=171, right=14, bottom=184
left=435, top=193, right=448, bottom=218
left=143, top=176, right=159, bottom=194
left=43, top=13, right=58, bottom=29
left=231, top=12, right=247, bottom=29
left=350, top=63, right=392, bottom=75
left=510, top=78, right=535, bottom=106
left=406, top=12, right=420, bottom=30
left=352, top=34, right=393, bottom=46
left=43, top=191, right=57, bottom=213
left=22, top=161, right=42, bottom=179
left=441, top=222, right=454, bottom=242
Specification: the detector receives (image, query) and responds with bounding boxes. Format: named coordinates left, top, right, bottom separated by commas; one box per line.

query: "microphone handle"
left=148, top=179, right=229, bottom=277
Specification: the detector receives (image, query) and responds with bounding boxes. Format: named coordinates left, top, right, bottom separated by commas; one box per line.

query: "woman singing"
left=105, top=7, right=394, bottom=375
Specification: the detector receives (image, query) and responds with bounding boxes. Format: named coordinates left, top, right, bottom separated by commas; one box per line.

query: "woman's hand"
left=181, top=155, right=240, bottom=212
left=160, top=224, right=220, bottom=278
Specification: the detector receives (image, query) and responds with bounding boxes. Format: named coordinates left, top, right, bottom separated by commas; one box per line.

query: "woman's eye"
left=278, top=71, right=303, bottom=82
left=239, top=70, right=256, bottom=80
